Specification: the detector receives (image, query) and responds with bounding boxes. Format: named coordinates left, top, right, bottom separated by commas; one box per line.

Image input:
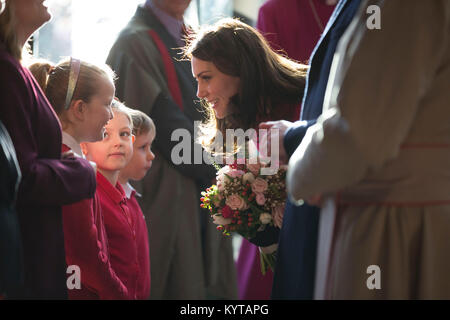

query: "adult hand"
left=307, top=194, right=323, bottom=207
left=258, top=120, right=293, bottom=165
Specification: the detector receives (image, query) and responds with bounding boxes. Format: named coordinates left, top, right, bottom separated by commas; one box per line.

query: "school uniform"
left=97, top=172, right=150, bottom=299
left=122, top=182, right=151, bottom=299
left=61, top=135, right=128, bottom=299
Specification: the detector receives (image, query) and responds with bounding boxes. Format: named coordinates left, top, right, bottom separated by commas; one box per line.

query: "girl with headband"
left=29, top=57, right=129, bottom=299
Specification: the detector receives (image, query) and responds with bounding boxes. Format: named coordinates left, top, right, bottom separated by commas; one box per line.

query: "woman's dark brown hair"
left=183, top=18, right=308, bottom=153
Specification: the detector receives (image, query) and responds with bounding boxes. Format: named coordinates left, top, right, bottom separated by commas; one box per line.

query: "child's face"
left=80, top=77, right=114, bottom=142
left=83, top=112, right=134, bottom=172
left=120, top=130, right=155, bottom=181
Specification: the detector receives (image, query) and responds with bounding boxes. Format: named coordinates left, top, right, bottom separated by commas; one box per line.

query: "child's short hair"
left=28, top=57, right=116, bottom=115
left=117, top=102, right=156, bottom=138
left=111, top=99, right=134, bottom=132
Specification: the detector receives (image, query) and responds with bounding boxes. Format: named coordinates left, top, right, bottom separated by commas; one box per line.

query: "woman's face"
left=13, top=0, right=51, bottom=35
left=192, top=57, right=240, bottom=119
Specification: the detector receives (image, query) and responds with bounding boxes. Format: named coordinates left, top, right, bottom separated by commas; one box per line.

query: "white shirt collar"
left=121, top=182, right=142, bottom=199
left=62, top=132, right=84, bottom=158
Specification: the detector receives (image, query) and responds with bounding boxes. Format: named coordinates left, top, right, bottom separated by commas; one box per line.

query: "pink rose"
left=251, top=178, right=268, bottom=194
left=226, top=194, right=247, bottom=210
left=217, top=165, right=232, bottom=177
left=246, top=163, right=261, bottom=175
left=217, top=180, right=224, bottom=191
left=255, top=193, right=266, bottom=205
left=227, top=169, right=245, bottom=179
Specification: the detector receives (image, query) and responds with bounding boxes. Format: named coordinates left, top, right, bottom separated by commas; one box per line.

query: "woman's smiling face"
left=192, top=56, right=240, bottom=119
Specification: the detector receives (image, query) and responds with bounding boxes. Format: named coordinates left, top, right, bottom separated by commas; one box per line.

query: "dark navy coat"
left=272, top=0, right=363, bottom=299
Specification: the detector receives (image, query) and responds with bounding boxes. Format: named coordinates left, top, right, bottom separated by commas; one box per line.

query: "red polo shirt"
left=96, top=172, right=151, bottom=299
left=61, top=144, right=128, bottom=299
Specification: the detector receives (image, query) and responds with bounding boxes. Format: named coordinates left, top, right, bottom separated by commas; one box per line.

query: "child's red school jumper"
left=61, top=136, right=128, bottom=299
left=122, top=182, right=151, bottom=298
left=96, top=172, right=151, bottom=300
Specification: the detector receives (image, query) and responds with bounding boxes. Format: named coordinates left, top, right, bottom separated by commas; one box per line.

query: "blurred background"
left=33, top=0, right=265, bottom=65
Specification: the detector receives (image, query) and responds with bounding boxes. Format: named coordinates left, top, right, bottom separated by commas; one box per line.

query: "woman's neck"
left=16, top=26, right=33, bottom=51
left=99, top=169, right=120, bottom=186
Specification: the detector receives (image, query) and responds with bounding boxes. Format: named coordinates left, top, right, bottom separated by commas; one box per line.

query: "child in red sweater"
left=29, top=58, right=128, bottom=299
left=118, top=106, right=155, bottom=300
left=82, top=100, right=151, bottom=299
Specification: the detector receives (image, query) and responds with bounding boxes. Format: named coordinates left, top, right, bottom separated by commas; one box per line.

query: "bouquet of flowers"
left=200, top=160, right=287, bottom=274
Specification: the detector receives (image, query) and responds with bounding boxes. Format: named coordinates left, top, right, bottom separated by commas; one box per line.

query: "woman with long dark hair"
left=184, top=18, right=307, bottom=299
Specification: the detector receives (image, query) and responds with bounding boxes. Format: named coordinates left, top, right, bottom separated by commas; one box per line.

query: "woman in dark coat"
left=0, top=0, right=96, bottom=299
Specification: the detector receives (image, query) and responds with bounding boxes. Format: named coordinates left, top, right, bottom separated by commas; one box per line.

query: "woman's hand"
left=258, top=120, right=293, bottom=165
left=307, top=194, right=323, bottom=207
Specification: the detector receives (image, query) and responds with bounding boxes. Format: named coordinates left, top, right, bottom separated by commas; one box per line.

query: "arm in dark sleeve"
left=151, top=93, right=216, bottom=182
left=284, top=120, right=317, bottom=158
left=63, top=199, right=129, bottom=299
left=0, top=64, right=96, bottom=207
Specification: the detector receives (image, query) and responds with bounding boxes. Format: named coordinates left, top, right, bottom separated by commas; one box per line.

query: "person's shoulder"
left=111, top=21, right=158, bottom=57
left=259, top=0, right=280, bottom=13
left=0, top=51, right=26, bottom=84
left=113, top=7, right=156, bottom=46
left=0, top=52, right=33, bottom=107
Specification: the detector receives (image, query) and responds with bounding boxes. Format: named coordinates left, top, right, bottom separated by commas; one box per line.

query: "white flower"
left=259, top=213, right=272, bottom=225
left=217, top=165, right=232, bottom=176
left=242, top=172, right=255, bottom=184
left=212, top=214, right=232, bottom=225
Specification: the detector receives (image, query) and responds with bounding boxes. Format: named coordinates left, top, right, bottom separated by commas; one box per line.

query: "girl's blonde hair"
left=111, top=99, right=134, bottom=132
left=119, top=103, right=156, bottom=138
left=29, top=58, right=116, bottom=116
